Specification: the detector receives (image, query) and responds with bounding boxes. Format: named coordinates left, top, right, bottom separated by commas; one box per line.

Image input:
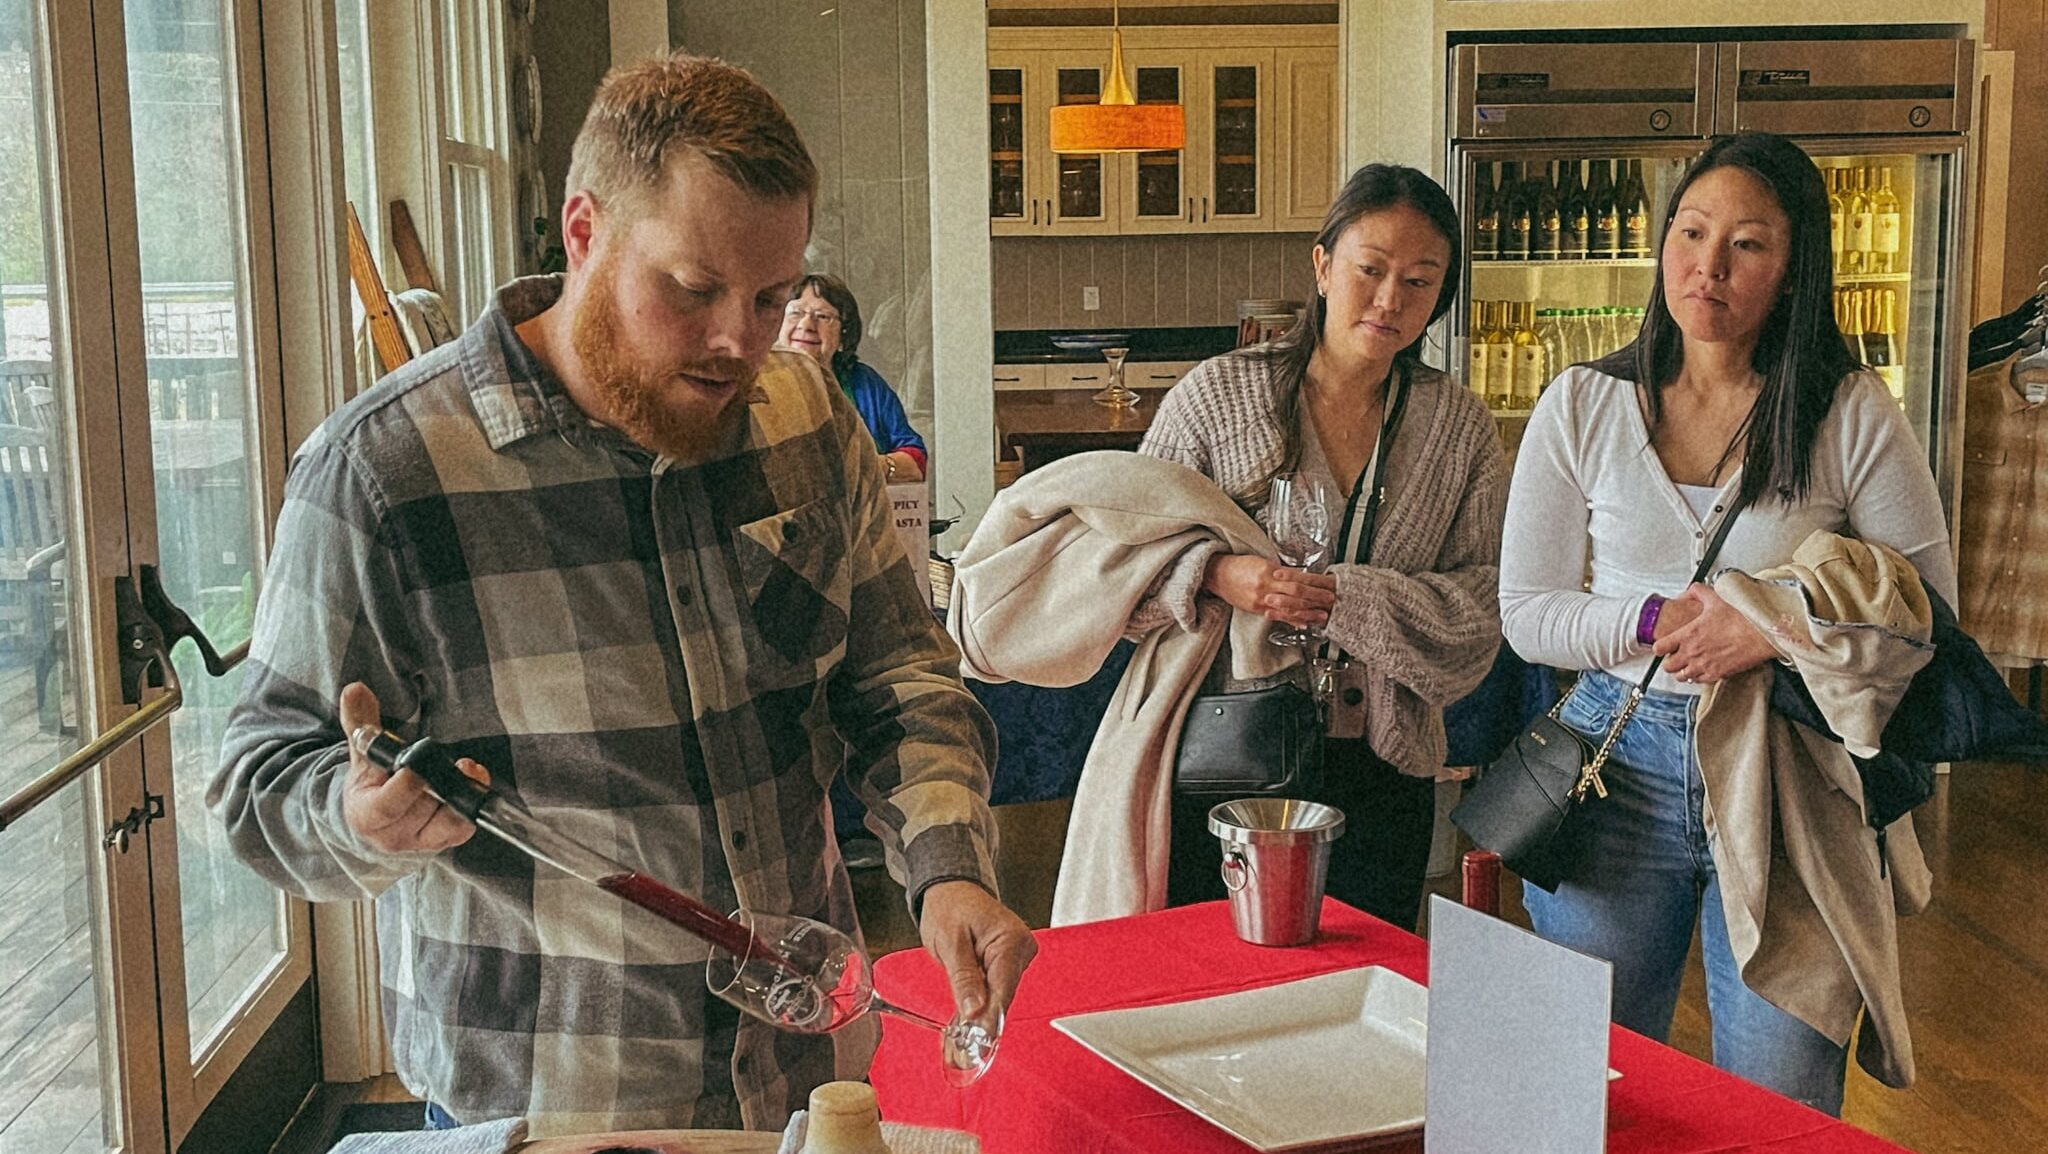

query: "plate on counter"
left=1053, top=965, right=1616, bottom=1152
left=1048, top=332, right=1132, bottom=351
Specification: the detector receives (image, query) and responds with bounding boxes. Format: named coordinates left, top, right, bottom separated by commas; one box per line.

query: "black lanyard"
left=1328, top=363, right=1413, bottom=570
left=1317, top=364, right=1411, bottom=670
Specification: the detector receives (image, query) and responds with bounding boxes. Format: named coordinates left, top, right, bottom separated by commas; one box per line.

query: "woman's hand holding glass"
left=1653, top=582, right=1778, bottom=683
left=1264, top=474, right=1337, bottom=646
left=1202, top=554, right=1337, bottom=631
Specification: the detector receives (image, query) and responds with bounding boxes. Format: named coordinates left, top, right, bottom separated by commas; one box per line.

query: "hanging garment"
left=1958, top=352, right=2048, bottom=660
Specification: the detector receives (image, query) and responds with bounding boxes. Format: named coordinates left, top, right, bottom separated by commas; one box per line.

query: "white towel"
left=774, top=1110, right=980, bottom=1154
left=327, top=1116, right=526, bottom=1154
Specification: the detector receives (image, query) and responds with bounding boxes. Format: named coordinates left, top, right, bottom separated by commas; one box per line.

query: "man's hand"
left=338, top=682, right=490, bottom=854
left=917, top=880, right=1038, bottom=1030
left=1653, top=584, right=1778, bottom=685
left=1203, top=553, right=1337, bottom=629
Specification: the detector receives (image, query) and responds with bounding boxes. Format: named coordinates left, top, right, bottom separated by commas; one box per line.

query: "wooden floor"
left=0, top=658, right=108, bottom=1154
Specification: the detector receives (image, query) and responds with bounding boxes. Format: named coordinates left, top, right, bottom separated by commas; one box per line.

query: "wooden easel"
left=345, top=201, right=410, bottom=374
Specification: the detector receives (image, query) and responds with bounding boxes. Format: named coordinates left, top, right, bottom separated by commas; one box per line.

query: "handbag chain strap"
left=1560, top=482, right=1753, bottom=803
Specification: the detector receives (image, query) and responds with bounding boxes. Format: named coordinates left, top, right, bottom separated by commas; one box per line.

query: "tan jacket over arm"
left=1698, top=530, right=1937, bottom=1088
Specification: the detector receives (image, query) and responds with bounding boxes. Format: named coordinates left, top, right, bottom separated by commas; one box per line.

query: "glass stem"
left=870, top=993, right=951, bottom=1034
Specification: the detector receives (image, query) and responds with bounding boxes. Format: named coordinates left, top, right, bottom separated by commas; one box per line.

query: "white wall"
left=609, top=0, right=669, bottom=65
left=926, top=0, right=995, bottom=550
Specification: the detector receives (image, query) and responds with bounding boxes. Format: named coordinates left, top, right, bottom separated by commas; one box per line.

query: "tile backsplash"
left=992, top=233, right=1319, bottom=331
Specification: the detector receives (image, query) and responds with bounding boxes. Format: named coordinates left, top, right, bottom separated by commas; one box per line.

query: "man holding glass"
left=211, top=53, right=1032, bottom=1136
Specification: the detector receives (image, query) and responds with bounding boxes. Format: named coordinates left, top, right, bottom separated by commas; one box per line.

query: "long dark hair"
left=1588, top=132, right=1855, bottom=509
left=793, top=271, right=864, bottom=387
left=1248, top=163, right=1462, bottom=500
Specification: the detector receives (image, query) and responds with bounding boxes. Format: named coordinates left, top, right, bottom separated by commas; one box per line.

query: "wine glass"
left=705, top=909, right=1001, bottom=1087
left=1266, top=473, right=1333, bottom=647
left=1092, top=346, right=1142, bottom=409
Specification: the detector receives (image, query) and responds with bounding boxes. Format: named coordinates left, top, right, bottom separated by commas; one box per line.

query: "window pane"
left=1, top=7, right=121, bottom=1147
left=121, top=0, right=283, bottom=1051
left=448, top=160, right=491, bottom=325
left=336, top=0, right=373, bottom=337
left=441, top=0, right=486, bottom=145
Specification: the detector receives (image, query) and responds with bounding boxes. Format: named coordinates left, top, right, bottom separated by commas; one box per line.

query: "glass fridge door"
left=1450, top=143, right=1701, bottom=415
left=1797, top=140, right=1966, bottom=495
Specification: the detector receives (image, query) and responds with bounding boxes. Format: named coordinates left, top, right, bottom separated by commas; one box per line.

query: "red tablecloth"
left=870, top=900, right=1909, bottom=1154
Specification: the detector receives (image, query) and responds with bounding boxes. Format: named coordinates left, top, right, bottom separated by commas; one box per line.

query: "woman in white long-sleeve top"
left=1498, top=132, right=1953, bottom=1115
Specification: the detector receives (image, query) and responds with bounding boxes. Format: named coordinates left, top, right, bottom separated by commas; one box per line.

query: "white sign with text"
left=888, top=483, right=931, bottom=607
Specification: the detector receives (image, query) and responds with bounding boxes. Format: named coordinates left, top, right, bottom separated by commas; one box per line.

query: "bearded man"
left=211, top=53, right=1031, bottom=1137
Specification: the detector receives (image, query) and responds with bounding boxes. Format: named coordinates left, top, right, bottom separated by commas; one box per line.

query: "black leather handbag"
left=1171, top=368, right=1412, bottom=798
left=1452, top=493, right=1748, bottom=892
left=1171, top=682, right=1326, bottom=796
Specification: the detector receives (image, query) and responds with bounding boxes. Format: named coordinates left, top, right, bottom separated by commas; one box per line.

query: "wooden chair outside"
left=0, top=360, right=70, bottom=733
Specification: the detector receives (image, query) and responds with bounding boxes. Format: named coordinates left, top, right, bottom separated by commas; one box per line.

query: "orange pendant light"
left=1048, top=5, right=1185, bottom=154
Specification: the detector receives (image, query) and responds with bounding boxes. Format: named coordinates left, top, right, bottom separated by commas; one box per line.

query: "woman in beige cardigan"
left=1136, top=165, right=1508, bottom=930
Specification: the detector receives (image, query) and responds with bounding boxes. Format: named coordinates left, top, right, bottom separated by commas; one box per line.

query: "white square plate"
left=1053, top=965, right=1617, bottom=1153
left=1052, top=966, right=1430, bottom=1152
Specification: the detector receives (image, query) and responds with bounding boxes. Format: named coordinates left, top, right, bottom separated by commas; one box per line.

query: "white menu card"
left=1424, top=894, right=1612, bottom=1154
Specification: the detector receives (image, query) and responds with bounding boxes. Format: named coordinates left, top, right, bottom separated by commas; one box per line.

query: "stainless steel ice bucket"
left=1209, top=799, right=1346, bottom=947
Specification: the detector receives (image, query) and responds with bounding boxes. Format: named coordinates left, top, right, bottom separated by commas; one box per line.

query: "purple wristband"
left=1636, top=595, right=1667, bottom=647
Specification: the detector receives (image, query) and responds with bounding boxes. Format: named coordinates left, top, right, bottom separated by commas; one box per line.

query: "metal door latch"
left=116, top=564, right=230, bottom=705
left=103, top=791, right=165, bottom=853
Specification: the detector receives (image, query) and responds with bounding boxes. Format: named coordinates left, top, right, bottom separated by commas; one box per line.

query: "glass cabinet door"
left=1800, top=144, right=1964, bottom=492
left=1456, top=147, right=1694, bottom=413
left=1050, top=64, right=1113, bottom=231
left=988, top=64, right=1029, bottom=227
left=1121, top=61, right=1186, bottom=232
left=1201, top=52, right=1272, bottom=230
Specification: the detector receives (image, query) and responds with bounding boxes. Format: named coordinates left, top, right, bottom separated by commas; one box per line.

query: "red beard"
left=570, top=260, right=752, bottom=460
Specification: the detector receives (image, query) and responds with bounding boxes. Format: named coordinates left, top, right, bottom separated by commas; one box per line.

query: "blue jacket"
left=840, top=360, right=926, bottom=460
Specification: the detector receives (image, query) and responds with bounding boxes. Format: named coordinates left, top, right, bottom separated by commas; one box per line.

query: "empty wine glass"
left=1267, top=473, right=1333, bottom=647
left=705, top=909, right=1001, bottom=1087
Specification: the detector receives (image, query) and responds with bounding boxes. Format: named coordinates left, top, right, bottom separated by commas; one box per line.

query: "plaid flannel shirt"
left=211, top=277, right=999, bottom=1136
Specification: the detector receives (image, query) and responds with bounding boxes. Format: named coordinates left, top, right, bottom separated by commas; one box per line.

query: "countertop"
left=993, top=326, right=1236, bottom=365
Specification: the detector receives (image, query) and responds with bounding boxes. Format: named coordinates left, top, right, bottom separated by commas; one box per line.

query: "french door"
left=0, top=1, right=312, bottom=1151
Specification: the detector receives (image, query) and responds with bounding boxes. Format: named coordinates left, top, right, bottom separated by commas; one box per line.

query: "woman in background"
left=779, top=272, right=927, bottom=483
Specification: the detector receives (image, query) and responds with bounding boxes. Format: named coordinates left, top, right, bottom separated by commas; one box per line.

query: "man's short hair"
left=565, top=53, right=817, bottom=217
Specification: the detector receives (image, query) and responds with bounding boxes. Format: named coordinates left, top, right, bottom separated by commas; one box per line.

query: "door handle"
left=1030, top=199, right=1038, bottom=225
left=120, top=563, right=232, bottom=704
left=1187, top=196, right=1194, bottom=222
left=1202, top=195, right=1209, bottom=222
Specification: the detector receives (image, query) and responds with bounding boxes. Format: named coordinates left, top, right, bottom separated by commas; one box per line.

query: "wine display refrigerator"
left=1446, top=33, right=1975, bottom=509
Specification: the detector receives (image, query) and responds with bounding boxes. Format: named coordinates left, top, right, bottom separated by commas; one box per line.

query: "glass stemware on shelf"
left=1266, top=472, right=1333, bottom=648
left=1092, top=345, right=1142, bottom=409
left=706, top=909, right=1002, bottom=1087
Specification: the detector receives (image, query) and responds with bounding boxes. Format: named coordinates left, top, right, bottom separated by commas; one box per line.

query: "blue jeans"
left=423, top=1102, right=461, bottom=1131
left=1521, top=670, right=1849, bottom=1116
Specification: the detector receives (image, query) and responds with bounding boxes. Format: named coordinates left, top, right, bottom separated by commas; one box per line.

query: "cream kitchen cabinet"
left=991, top=364, right=1048, bottom=391
left=989, top=49, right=1120, bottom=237
left=990, top=27, right=1338, bottom=237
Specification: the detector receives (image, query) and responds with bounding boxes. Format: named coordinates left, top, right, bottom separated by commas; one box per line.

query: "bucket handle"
left=1220, top=849, right=1252, bottom=893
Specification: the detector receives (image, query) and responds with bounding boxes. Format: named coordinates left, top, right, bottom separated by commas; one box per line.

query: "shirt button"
left=675, top=584, right=693, bottom=607
left=732, top=828, right=749, bottom=850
